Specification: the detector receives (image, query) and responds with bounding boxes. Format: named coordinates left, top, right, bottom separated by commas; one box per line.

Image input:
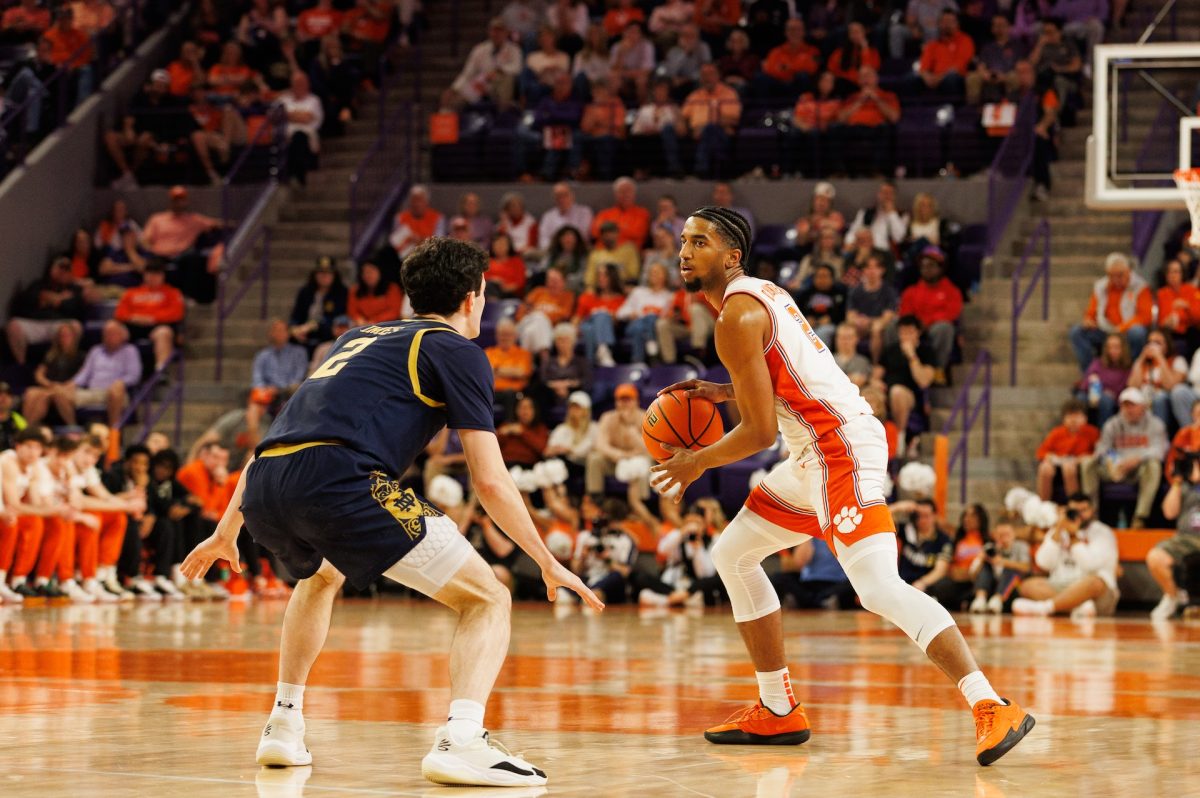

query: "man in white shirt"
left=1013, top=493, right=1120, bottom=617
left=538, top=182, right=594, bottom=250
left=278, top=72, right=324, bottom=186
left=843, top=181, right=907, bottom=251
left=451, top=18, right=523, bottom=109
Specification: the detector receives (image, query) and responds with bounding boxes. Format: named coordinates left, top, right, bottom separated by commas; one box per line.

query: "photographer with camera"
left=967, top=519, right=1031, bottom=614
left=569, top=497, right=639, bottom=604
left=635, top=504, right=718, bottom=608
left=1148, top=451, right=1200, bottom=620
left=1013, top=494, right=1119, bottom=618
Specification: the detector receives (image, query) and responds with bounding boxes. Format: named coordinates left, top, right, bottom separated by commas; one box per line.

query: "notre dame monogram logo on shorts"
left=369, top=471, right=443, bottom=541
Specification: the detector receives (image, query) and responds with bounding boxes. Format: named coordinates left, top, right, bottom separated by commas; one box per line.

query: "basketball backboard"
left=1085, top=41, right=1200, bottom=210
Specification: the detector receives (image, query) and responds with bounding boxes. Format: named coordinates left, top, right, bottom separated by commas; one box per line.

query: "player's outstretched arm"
left=460, top=429, right=605, bottom=611
left=180, top=457, right=252, bottom=580
left=651, top=295, right=778, bottom=500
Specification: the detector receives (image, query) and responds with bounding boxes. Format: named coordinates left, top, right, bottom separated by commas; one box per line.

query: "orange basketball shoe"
left=704, top=701, right=811, bottom=745
left=974, top=699, right=1035, bottom=766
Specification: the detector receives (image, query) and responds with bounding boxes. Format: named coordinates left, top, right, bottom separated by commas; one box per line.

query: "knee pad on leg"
left=841, top=541, right=956, bottom=652
left=712, top=510, right=801, bottom=623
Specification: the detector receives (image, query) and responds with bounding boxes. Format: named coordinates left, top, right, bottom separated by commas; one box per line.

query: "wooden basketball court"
left=1, top=600, right=1196, bottom=796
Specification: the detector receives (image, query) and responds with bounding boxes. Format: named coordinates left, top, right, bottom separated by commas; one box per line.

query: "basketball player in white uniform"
left=650, top=207, right=1034, bottom=766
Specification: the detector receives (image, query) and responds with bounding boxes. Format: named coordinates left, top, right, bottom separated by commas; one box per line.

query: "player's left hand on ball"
left=542, top=561, right=605, bottom=611
left=649, top=444, right=702, bottom=503
left=180, top=533, right=242, bottom=581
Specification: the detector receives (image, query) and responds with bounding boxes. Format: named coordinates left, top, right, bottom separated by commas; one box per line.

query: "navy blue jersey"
left=258, top=319, right=495, bottom=476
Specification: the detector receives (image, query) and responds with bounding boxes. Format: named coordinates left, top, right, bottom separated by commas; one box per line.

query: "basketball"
left=642, top=390, right=725, bottom=462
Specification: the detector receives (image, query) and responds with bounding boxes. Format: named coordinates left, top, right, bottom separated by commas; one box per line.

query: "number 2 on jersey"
left=310, top=336, right=376, bottom=379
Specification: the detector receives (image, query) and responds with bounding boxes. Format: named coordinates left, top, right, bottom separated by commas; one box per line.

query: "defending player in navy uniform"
left=181, top=238, right=604, bottom=788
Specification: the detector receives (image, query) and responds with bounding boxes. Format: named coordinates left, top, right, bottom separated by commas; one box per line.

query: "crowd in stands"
left=433, top=0, right=1116, bottom=183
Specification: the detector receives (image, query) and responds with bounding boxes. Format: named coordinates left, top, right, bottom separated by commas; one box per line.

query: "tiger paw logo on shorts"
left=832, top=506, right=863, bottom=534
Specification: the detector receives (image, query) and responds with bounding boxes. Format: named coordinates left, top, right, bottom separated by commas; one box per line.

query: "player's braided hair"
left=690, top=206, right=752, bottom=260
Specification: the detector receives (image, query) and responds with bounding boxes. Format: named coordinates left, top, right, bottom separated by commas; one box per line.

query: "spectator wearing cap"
left=71, top=320, right=142, bottom=427
left=486, top=318, right=534, bottom=418
left=591, top=177, right=652, bottom=249
left=545, top=390, right=596, bottom=470
left=537, top=321, right=592, bottom=413
left=449, top=18, right=522, bottom=110
left=913, top=10, right=973, bottom=97
left=307, top=314, right=352, bottom=376
left=758, top=18, right=819, bottom=99
left=578, top=78, right=627, bottom=182
left=289, top=257, right=347, bottom=349
left=0, top=383, right=28, bottom=450
left=20, top=323, right=85, bottom=427
left=4, top=257, right=85, bottom=366
left=584, top=220, right=641, bottom=289
left=516, top=267, right=576, bottom=354
left=246, top=319, right=308, bottom=442
left=539, top=183, right=594, bottom=251
left=678, top=63, right=741, bottom=179
left=278, top=71, right=324, bottom=187
left=843, top=181, right=907, bottom=252
left=1082, top=388, right=1167, bottom=528
left=1069, top=252, right=1152, bottom=372
left=898, top=246, right=962, bottom=371
left=112, top=261, right=184, bottom=372
left=141, top=186, right=222, bottom=300
left=838, top=65, right=901, bottom=179
left=389, top=185, right=444, bottom=259
left=105, top=69, right=219, bottom=187
left=587, top=383, right=650, bottom=498
left=347, top=261, right=402, bottom=326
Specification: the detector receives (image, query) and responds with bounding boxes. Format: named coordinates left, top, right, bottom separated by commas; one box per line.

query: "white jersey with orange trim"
left=0, top=449, right=34, bottom=502
left=722, top=275, right=873, bottom=457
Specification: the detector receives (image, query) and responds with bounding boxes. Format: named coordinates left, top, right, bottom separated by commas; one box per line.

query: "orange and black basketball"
left=642, top=390, right=725, bottom=462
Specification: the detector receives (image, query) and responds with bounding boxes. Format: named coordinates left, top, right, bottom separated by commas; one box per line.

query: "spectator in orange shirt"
left=758, top=18, right=819, bottom=99
left=1157, top=257, right=1200, bottom=354
left=838, top=65, right=901, bottom=178
left=1166, top=398, right=1200, bottom=480
left=693, top=0, right=740, bottom=53
left=916, top=10, right=975, bottom=95
left=602, top=0, right=644, bottom=40
left=897, top=247, right=963, bottom=370
left=785, top=70, right=842, bottom=177
left=1036, top=399, right=1100, bottom=499
left=68, top=0, right=113, bottom=37
left=497, top=395, right=549, bottom=468
left=296, top=0, right=342, bottom=60
left=578, top=77, right=627, bottom=181
left=591, top=176, right=651, bottom=249
left=2, top=0, right=51, bottom=42
left=42, top=7, right=93, bottom=102
left=347, top=262, right=402, bottom=325
left=176, top=441, right=232, bottom=524
left=678, top=63, right=740, bottom=178
left=1069, top=252, right=1152, bottom=372
left=515, top=266, right=576, bottom=353
left=166, top=41, right=206, bottom=96
left=389, top=184, right=445, bottom=258
left=485, top=233, right=527, bottom=298
left=113, top=261, right=184, bottom=372
left=827, top=21, right=881, bottom=90
left=207, top=42, right=259, bottom=97
left=487, top=317, right=534, bottom=415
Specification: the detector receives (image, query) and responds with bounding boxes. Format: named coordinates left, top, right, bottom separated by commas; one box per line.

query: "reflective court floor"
left=1, top=601, right=1198, bottom=797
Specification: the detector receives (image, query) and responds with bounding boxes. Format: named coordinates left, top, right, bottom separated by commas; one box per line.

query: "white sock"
left=274, top=682, right=305, bottom=713
left=755, top=667, right=797, bottom=715
left=446, top=698, right=485, bottom=745
left=34, top=577, right=48, bottom=588
left=11, top=576, right=24, bottom=587
left=958, top=671, right=1002, bottom=709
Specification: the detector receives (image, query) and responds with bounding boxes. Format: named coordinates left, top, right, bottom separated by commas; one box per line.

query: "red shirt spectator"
left=2, top=0, right=51, bottom=37
left=763, top=19, right=819, bottom=83
left=42, top=12, right=92, bottom=69
left=694, top=0, right=740, bottom=38
left=343, top=0, right=391, bottom=44
left=208, top=42, right=257, bottom=96
left=840, top=66, right=901, bottom=127
left=389, top=186, right=444, bottom=257
left=603, top=0, right=645, bottom=38
left=297, top=0, right=342, bottom=40
left=347, top=263, right=402, bottom=325
left=114, top=270, right=185, bottom=326
left=591, top=178, right=651, bottom=248
left=486, top=232, right=527, bottom=297
left=919, top=14, right=975, bottom=78
left=1083, top=255, right=1153, bottom=334
left=899, top=249, right=963, bottom=327
left=1037, top=422, right=1100, bottom=460
left=166, top=41, right=205, bottom=96
left=1157, top=258, right=1200, bottom=337
left=176, top=444, right=232, bottom=520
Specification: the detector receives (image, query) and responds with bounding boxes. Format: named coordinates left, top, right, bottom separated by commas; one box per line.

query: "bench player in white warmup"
left=650, top=207, right=1034, bottom=765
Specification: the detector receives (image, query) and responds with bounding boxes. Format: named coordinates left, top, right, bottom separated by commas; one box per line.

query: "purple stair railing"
left=938, top=350, right=993, bottom=507
left=215, top=223, right=272, bottom=381
left=985, top=95, right=1036, bottom=257
left=220, top=105, right=284, bottom=230
left=1009, top=219, right=1051, bottom=386
left=117, top=351, right=184, bottom=445
left=349, top=100, right=417, bottom=265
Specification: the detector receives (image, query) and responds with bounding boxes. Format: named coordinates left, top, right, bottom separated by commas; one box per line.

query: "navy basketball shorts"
left=242, top=442, right=472, bottom=592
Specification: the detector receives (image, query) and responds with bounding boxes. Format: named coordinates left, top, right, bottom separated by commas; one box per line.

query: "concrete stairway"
left=140, top=5, right=496, bottom=448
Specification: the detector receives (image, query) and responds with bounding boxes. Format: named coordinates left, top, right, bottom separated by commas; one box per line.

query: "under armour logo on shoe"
left=832, top=506, right=863, bottom=534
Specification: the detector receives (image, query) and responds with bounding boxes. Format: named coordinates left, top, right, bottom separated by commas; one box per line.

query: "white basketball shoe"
left=422, top=726, right=547, bottom=787
left=256, top=710, right=312, bottom=767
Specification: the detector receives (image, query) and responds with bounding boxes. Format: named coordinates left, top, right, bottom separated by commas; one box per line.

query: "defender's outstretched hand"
left=541, top=561, right=605, bottom=611
left=657, top=379, right=733, bottom=403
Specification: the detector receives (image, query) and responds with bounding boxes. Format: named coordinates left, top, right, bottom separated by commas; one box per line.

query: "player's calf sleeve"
left=839, top=534, right=956, bottom=652
left=712, top=509, right=806, bottom=623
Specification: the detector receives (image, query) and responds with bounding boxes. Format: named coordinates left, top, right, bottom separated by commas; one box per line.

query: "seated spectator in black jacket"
left=793, top=263, right=847, bottom=347
left=875, top=315, right=936, bottom=451
left=289, top=256, right=348, bottom=350
left=5, top=257, right=85, bottom=366
left=308, top=35, right=359, bottom=136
